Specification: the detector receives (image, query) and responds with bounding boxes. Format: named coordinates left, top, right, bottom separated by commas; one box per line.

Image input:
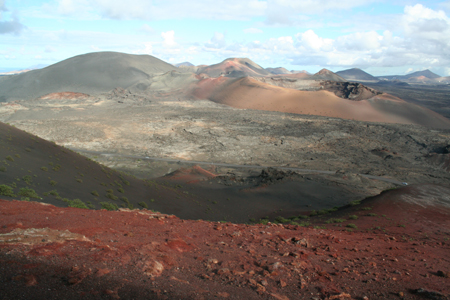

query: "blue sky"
left=1, top=0, right=450, bottom=76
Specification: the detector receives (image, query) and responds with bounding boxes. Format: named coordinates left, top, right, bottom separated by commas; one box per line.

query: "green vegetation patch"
left=18, top=187, right=39, bottom=199
left=325, top=218, right=346, bottom=224
left=0, top=184, right=15, bottom=197
left=100, top=202, right=119, bottom=211
left=138, top=201, right=148, bottom=209
left=63, top=198, right=89, bottom=209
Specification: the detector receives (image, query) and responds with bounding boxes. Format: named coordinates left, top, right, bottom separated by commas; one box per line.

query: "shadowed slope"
left=0, top=52, right=177, bottom=101
left=0, top=121, right=236, bottom=220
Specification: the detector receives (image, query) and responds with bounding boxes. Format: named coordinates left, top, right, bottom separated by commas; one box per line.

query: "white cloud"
left=243, top=28, right=263, bottom=34
left=402, top=4, right=450, bottom=41
left=297, top=30, right=333, bottom=51
left=161, top=30, right=176, bottom=47
left=0, top=1, right=24, bottom=34
left=204, top=32, right=226, bottom=50
left=335, top=31, right=381, bottom=51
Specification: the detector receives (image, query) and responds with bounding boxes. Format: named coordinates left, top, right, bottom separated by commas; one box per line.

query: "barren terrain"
left=1, top=52, right=450, bottom=299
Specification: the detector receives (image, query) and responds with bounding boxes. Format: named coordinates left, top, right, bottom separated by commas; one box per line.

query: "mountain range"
left=0, top=51, right=449, bottom=129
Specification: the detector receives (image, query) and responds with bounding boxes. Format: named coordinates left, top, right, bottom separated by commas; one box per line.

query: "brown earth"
left=1, top=186, right=449, bottom=300
left=194, top=76, right=450, bottom=128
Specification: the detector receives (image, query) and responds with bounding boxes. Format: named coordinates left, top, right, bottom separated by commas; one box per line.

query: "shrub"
left=91, top=190, right=100, bottom=197
left=274, top=216, right=290, bottom=224
left=0, top=184, right=15, bottom=197
left=325, top=218, right=346, bottom=224
left=21, top=197, right=30, bottom=201
left=25, top=148, right=31, bottom=152
left=346, top=223, right=358, bottom=229
left=106, top=190, right=118, bottom=201
left=49, top=190, right=59, bottom=197
left=49, top=180, right=57, bottom=186
left=64, top=199, right=88, bottom=209
left=348, top=215, right=359, bottom=220
left=14, top=154, right=20, bottom=158
left=52, top=164, right=61, bottom=171
left=22, top=175, right=32, bottom=184
left=0, top=166, right=6, bottom=172
left=117, top=188, right=124, bottom=193
left=100, top=202, right=118, bottom=211
left=138, top=201, right=148, bottom=208
left=349, top=200, right=361, bottom=206
left=6, top=156, right=14, bottom=162
left=18, top=187, right=39, bottom=199
left=367, top=213, right=377, bottom=217
left=41, top=167, right=48, bottom=171
left=76, top=178, right=83, bottom=183
left=361, top=207, right=372, bottom=211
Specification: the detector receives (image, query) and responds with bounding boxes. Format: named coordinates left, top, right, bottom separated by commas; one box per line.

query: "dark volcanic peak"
left=404, top=69, right=440, bottom=79
left=197, top=57, right=271, bottom=77
left=0, top=51, right=176, bottom=102
left=336, top=68, right=379, bottom=82
left=377, top=69, right=441, bottom=81
left=310, top=68, right=346, bottom=82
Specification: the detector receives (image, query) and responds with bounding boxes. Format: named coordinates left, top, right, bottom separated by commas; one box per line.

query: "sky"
left=1, top=0, right=450, bottom=76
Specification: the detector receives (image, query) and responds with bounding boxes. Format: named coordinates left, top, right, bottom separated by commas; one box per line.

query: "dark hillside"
left=0, top=122, right=214, bottom=219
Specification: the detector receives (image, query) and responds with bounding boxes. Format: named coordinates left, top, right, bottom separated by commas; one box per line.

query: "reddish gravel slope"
left=1, top=198, right=449, bottom=300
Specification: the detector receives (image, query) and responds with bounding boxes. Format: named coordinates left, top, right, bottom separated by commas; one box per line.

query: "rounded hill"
left=0, top=52, right=177, bottom=102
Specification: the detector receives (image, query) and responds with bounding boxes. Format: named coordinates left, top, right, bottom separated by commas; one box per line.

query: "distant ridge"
left=377, top=69, right=440, bottom=81
left=197, top=57, right=271, bottom=77
left=336, top=68, right=378, bottom=82
left=266, top=67, right=292, bottom=75
left=175, top=62, right=195, bottom=67
left=309, top=68, right=346, bottom=82
left=0, top=51, right=176, bottom=102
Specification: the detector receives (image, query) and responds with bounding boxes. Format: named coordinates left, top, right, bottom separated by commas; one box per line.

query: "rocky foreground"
left=1, top=197, right=449, bottom=300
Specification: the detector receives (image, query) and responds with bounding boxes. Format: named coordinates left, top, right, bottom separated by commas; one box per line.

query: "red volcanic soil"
left=1, top=185, right=449, bottom=300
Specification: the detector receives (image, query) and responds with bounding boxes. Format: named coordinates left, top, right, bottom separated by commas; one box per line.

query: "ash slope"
left=195, top=76, right=450, bottom=129
left=0, top=52, right=177, bottom=101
